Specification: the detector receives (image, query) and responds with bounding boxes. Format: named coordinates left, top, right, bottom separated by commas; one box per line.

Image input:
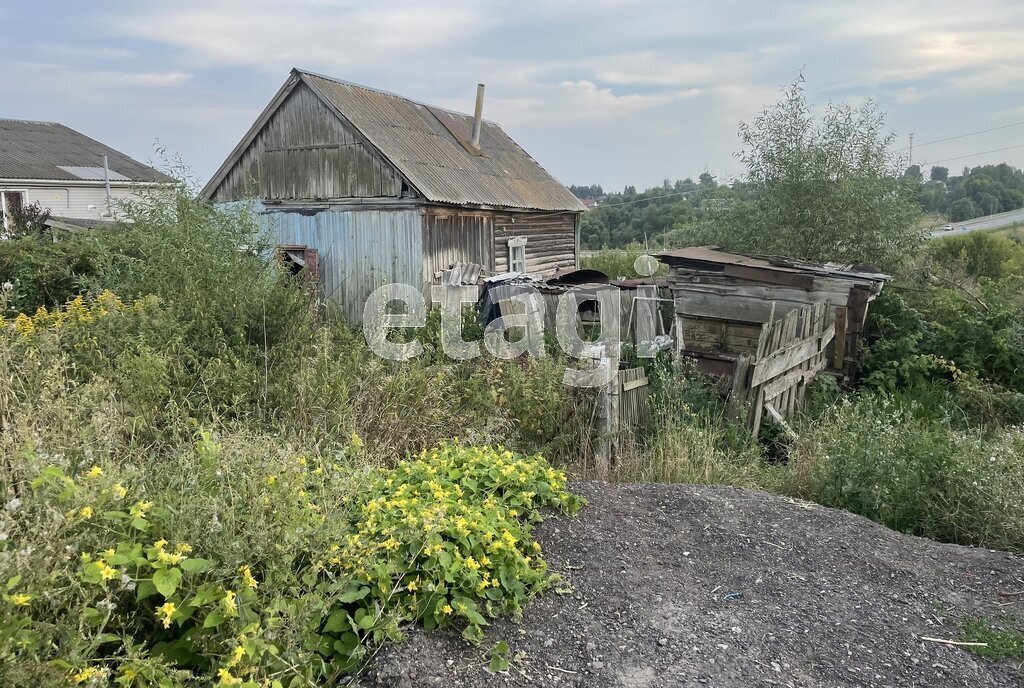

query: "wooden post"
left=833, top=306, right=848, bottom=371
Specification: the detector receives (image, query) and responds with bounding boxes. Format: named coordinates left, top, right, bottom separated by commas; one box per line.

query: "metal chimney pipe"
left=471, top=83, right=485, bottom=150
left=102, top=154, right=111, bottom=213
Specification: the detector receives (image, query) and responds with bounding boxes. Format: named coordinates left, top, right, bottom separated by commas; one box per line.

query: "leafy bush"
left=787, top=390, right=1024, bottom=552
left=0, top=436, right=580, bottom=686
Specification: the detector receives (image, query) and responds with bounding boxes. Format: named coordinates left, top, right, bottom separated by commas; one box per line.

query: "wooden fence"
left=729, top=301, right=834, bottom=436
left=593, top=366, right=650, bottom=479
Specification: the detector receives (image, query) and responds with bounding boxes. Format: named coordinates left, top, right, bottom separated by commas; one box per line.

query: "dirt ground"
left=360, top=482, right=1024, bottom=687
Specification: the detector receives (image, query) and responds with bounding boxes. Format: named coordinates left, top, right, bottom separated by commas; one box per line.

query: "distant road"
left=929, top=208, right=1024, bottom=238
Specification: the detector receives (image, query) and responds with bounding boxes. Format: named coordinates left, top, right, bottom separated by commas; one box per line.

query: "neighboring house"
left=201, top=68, right=586, bottom=322
left=0, top=118, right=173, bottom=233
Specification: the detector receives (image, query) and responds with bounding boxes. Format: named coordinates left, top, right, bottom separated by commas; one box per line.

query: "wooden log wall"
left=493, top=211, right=578, bottom=275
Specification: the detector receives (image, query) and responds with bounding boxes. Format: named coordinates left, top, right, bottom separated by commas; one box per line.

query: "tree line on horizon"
left=573, top=134, right=1024, bottom=252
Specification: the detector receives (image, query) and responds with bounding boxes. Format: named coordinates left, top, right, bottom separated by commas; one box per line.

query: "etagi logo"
left=362, top=255, right=665, bottom=388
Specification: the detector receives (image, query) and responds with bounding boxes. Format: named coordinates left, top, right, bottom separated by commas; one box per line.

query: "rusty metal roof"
left=654, top=247, right=889, bottom=282
left=297, top=70, right=586, bottom=212
left=0, top=118, right=173, bottom=182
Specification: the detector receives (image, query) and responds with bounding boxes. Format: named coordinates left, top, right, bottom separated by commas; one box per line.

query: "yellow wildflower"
left=479, top=556, right=491, bottom=567
left=229, top=644, right=245, bottom=666
left=156, top=602, right=176, bottom=628
left=406, top=580, right=418, bottom=592
left=240, top=565, right=258, bottom=589
left=112, top=483, right=127, bottom=499
left=10, top=593, right=31, bottom=606
left=464, top=556, right=480, bottom=571
left=99, top=563, right=118, bottom=581
left=441, top=604, right=453, bottom=616
left=217, top=668, right=242, bottom=685
left=296, top=456, right=306, bottom=467
left=72, top=667, right=100, bottom=684
left=153, top=539, right=168, bottom=551
left=86, top=466, right=103, bottom=479
left=175, top=542, right=192, bottom=554
left=350, top=432, right=364, bottom=452
left=79, top=506, right=94, bottom=519
left=223, top=589, right=237, bottom=616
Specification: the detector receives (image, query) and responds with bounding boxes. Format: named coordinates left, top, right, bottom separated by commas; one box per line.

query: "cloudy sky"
left=4, top=0, right=1024, bottom=190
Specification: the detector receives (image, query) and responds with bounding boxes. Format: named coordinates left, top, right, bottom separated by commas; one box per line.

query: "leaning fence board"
left=750, top=324, right=835, bottom=387
left=727, top=300, right=834, bottom=437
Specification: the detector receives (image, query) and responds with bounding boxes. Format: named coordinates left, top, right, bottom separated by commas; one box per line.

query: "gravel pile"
left=361, top=482, right=1024, bottom=687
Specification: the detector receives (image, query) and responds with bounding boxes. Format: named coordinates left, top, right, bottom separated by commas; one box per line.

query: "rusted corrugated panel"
left=299, top=71, right=586, bottom=212
left=264, top=207, right=423, bottom=323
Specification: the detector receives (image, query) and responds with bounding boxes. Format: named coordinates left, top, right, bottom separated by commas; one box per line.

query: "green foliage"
left=0, top=232, right=102, bottom=316
left=581, top=243, right=668, bottom=279
left=787, top=390, right=1024, bottom=552
left=576, top=180, right=710, bottom=249
left=960, top=618, right=1024, bottom=660
left=686, top=75, right=923, bottom=270
left=0, top=433, right=579, bottom=685
left=926, top=231, right=1024, bottom=280
left=920, top=163, right=1024, bottom=221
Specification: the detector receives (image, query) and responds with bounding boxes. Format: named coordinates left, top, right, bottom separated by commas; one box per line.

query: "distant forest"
left=574, top=162, right=1024, bottom=249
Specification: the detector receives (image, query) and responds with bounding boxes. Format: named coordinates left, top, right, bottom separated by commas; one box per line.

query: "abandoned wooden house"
left=200, top=68, right=586, bottom=322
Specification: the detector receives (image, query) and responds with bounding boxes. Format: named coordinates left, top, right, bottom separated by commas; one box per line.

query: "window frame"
left=1, top=189, right=28, bottom=234
left=508, top=236, right=527, bottom=273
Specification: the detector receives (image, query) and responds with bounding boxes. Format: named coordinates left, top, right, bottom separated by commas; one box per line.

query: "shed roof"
left=203, top=69, right=586, bottom=212
left=0, top=118, right=173, bottom=183
left=654, top=247, right=890, bottom=284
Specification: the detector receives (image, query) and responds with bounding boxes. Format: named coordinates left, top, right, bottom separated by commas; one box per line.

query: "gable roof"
left=202, top=69, right=586, bottom=212
left=0, top=118, right=173, bottom=183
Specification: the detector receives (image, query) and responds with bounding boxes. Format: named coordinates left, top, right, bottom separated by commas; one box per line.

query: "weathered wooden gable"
left=209, top=82, right=405, bottom=203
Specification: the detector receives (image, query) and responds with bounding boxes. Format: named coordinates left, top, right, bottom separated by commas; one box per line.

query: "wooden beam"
left=833, top=306, right=848, bottom=370
left=750, top=324, right=836, bottom=387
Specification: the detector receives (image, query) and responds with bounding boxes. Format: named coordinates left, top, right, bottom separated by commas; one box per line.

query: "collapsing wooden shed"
left=654, top=247, right=889, bottom=434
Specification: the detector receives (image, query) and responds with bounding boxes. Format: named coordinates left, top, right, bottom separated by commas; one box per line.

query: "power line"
left=921, top=143, right=1024, bottom=166
left=892, top=120, right=1024, bottom=153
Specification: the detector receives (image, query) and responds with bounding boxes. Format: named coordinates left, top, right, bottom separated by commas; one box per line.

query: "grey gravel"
left=360, top=482, right=1024, bottom=687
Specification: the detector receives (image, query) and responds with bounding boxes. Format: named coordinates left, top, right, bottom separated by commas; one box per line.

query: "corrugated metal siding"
left=212, top=83, right=403, bottom=203
left=301, top=72, right=587, bottom=212
left=422, top=210, right=494, bottom=281
left=264, top=208, right=423, bottom=323
left=494, top=211, right=577, bottom=275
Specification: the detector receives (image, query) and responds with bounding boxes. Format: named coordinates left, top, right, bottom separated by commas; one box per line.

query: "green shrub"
left=787, top=390, right=1024, bottom=552
left=0, top=436, right=580, bottom=686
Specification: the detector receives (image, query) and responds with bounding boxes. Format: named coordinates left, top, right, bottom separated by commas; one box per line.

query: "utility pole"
left=908, top=133, right=914, bottom=166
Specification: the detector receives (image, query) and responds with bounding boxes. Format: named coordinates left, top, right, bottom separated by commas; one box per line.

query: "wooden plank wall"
left=493, top=211, right=578, bottom=275
left=618, top=367, right=650, bottom=434
left=730, top=301, right=834, bottom=436
left=211, top=83, right=404, bottom=202
left=422, top=209, right=495, bottom=285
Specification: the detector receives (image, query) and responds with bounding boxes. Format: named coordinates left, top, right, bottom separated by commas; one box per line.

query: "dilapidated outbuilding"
left=656, top=247, right=889, bottom=376
left=201, top=68, right=585, bottom=322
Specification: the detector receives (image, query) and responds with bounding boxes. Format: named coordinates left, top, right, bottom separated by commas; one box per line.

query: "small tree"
left=687, top=76, right=922, bottom=270
left=930, top=166, right=949, bottom=182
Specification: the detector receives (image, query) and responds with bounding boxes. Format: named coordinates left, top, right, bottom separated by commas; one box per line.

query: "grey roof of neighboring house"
left=0, top=118, right=174, bottom=183
left=203, top=69, right=586, bottom=212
